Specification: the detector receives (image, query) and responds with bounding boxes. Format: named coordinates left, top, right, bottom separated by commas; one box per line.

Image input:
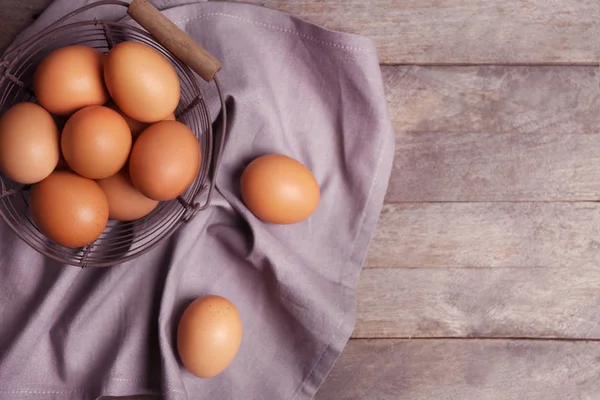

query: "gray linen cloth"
left=0, top=1, right=394, bottom=399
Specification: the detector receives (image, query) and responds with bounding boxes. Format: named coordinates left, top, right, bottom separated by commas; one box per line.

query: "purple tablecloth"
left=0, top=1, right=394, bottom=399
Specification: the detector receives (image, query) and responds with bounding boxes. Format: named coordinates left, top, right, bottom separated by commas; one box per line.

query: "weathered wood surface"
left=315, top=339, right=600, bottom=400
left=6, top=1, right=599, bottom=65
left=225, top=0, right=600, bottom=65
left=389, top=130, right=600, bottom=202
left=353, top=268, right=600, bottom=339
left=385, top=65, right=600, bottom=202
left=383, top=66, right=600, bottom=134
left=365, top=202, right=600, bottom=269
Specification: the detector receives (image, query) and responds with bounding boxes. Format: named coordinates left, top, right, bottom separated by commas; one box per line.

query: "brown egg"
left=104, top=41, right=180, bottom=123
left=34, top=45, right=108, bottom=116
left=61, top=105, right=132, bottom=179
left=97, top=169, right=159, bottom=221
left=0, top=102, right=59, bottom=184
left=129, top=121, right=200, bottom=201
left=29, top=170, right=109, bottom=248
left=241, top=154, right=320, bottom=224
left=177, top=295, right=243, bottom=378
left=105, top=99, right=176, bottom=136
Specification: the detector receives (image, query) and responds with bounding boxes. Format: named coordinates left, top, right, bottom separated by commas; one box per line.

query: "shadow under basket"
left=0, top=0, right=227, bottom=268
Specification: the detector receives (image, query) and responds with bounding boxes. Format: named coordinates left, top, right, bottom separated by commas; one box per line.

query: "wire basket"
left=0, top=0, right=227, bottom=268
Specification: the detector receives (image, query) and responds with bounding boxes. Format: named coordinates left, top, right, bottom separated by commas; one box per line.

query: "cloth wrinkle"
left=0, top=1, right=394, bottom=399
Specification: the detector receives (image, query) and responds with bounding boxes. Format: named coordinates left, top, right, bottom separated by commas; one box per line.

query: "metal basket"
left=0, top=0, right=227, bottom=268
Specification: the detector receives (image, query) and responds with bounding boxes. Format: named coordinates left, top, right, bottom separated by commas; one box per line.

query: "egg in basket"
left=0, top=0, right=227, bottom=267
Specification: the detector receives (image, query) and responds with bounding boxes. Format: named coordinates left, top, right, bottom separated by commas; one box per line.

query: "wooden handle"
left=127, top=0, right=222, bottom=82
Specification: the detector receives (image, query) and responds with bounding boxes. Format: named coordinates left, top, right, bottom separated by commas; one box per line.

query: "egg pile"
left=0, top=42, right=201, bottom=248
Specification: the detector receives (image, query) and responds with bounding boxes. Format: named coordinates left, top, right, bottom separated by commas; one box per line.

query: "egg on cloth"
left=29, top=170, right=109, bottom=248
left=104, top=41, right=180, bottom=123
left=177, top=295, right=243, bottom=378
left=128, top=120, right=200, bottom=201
left=33, top=45, right=109, bottom=116
left=61, top=105, right=132, bottom=180
left=0, top=102, right=59, bottom=184
left=241, top=154, right=320, bottom=224
left=96, top=168, right=158, bottom=221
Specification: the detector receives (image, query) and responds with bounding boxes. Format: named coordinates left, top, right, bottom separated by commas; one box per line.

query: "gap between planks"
left=221, top=0, right=600, bottom=65
left=4, top=1, right=600, bottom=66
left=358, top=202, right=600, bottom=339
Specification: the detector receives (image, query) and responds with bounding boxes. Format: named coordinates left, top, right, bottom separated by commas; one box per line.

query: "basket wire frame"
left=0, top=2, right=227, bottom=268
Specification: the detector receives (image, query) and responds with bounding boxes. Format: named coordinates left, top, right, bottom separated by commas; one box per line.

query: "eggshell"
left=97, top=169, right=159, bottom=221
left=104, top=41, right=180, bottom=123
left=33, top=45, right=109, bottom=116
left=128, top=120, right=200, bottom=201
left=105, top=100, right=175, bottom=136
left=0, top=102, right=59, bottom=184
left=61, top=105, right=132, bottom=179
left=29, top=170, right=109, bottom=248
left=177, top=296, right=243, bottom=378
left=241, top=154, right=320, bottom=224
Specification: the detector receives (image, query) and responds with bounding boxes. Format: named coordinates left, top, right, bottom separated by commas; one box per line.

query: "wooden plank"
left=4, top=1, right=599, bottom=66
left=366, top=202, right=600, bottom=269
left=382, top=65, right=600, bottom=134
left=389, top=129, right=600, bottom=202
left=0, top=0, right=51, bottom=53
left=315, top=339, right=600, bottom=400
left=4, top=1, right=599, bottom=65
left=383, top=65, right=600, bottom=202
left=222, top=0, right=600, bottom=65
left=354, top=268, right=600, bottom=339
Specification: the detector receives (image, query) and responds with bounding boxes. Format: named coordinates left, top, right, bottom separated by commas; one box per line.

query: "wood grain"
left=389, top=129, right=600, bottom=202
left=383, top=65, right=600, bottom=134
left=0, top=0, right=51, bottom=53
left=222, top=0, right=600, bottom=65
left=315, top=339, right=600, bottom=400
left=353, top=268, right=600, bottom=339
left=366, top=203, right=600, bottom=269
left=384, top=65, right=600, bottom=202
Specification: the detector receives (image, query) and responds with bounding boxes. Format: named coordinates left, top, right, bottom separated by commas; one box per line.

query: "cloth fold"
left=0, top=1, right=394, bottom=399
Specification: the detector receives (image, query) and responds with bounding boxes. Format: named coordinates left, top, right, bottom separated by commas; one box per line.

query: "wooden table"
left=3, top=1, right=600, bottom=399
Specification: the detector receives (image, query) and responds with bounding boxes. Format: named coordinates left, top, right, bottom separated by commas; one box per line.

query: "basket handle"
left=127, top=0, right=222, bottom=82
